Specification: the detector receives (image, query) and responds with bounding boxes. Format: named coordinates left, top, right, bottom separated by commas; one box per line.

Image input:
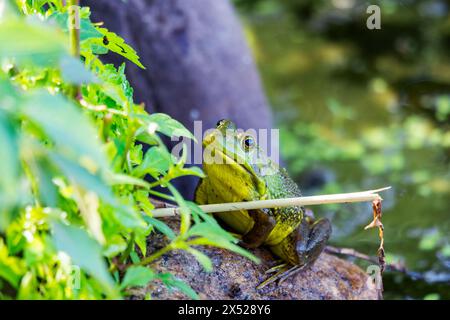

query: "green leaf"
left=110, top=205, right=147, bottom=230
left=49, top=12, right=102, bottom=41
left=0, top=79, right=20, bottom=110
left=107, top=173, right=151, bottom=188
left=186, top=202, right=235, bottom=242
left=49, top=153, right=115, bottom=204
left=167, top=165, right=205, bottom=181
left=179, top=166, right=205, bottom=177
left=133, top=146, right=173, bottom=178
left=0, top=240, right=25, bottom=289
left=60, top=55, right=98, bottom=84
left=143, top=216, right=176, bottom=240
left=0, top=111, right=19, bottom=196
left=186, top=247, right=213, bottom=272
left=0, top=18, right=68, bottom=66
left=135, top=129, right=159, bottom=146
left=21, top=91, right=108, bottom=170
left=51, top=221, right=117, bottom=296
left=94, top=28, right=145, bottom=69
left=34, top=157, right=58, bottom=207
left=103, top=235, right=127, bottom=258
left=0, top=111, right=19, bottom=230
left=130, top=251, right=141, bottom=264
left=158, top=273, right=199, bottom=300
left=188, top=223, right=259, bottom=263
left=146, top=113, right=196, bottom=141
left=120, top=266, right=155, bottom=289
left=134, top=227, right=151, bottom=257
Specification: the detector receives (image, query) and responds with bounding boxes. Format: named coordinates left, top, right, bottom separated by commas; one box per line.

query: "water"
left=242, top=14, right=450, bottom=299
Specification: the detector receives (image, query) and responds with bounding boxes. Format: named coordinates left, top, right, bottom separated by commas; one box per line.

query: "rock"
left=129, top=217, right=378, bottom=300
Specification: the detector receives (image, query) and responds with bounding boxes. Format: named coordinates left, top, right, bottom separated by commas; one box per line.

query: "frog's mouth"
left=203, top=134, right=266, bottom=197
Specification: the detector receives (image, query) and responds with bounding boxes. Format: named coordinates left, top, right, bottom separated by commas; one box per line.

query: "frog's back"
left=264, top=168, right=305, bottom=246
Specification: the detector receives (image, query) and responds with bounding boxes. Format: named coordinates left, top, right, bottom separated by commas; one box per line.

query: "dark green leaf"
left=0, top=240, right=24, bottom=289
left=49, top=153, right=115, bottom=204
left=34, top=158, right=58, bottom=207
left=133, top=146, right=173, bottom=178
left=158, top=273, right=199, bottom=300
left=186, top=247, right=213, bottom=272
left=22, top=91, right=108, bottom=169
left=120, top=266, right=155, bottom=289
left=143, top=216, right=176, bottom=240
left=0, top=111, right=19, bottom=196
left=51, top=221, right=117, bottom=296
left=145, top=113, right=195, bottom=141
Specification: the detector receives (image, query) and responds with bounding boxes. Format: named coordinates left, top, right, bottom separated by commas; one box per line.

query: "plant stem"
left=139, top=244, right=174, bottom=266
left=67, top=0, right=80, bottom=99
left=151, top=187, right=391, bottom=217
left=68, top=0, right=80, bottom=58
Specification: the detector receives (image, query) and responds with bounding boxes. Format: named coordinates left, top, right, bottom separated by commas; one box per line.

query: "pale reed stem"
left=151, top=187, right=391, bottom=218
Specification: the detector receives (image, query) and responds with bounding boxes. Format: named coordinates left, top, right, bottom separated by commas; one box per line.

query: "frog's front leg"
left=242, top=208, right=276, bottom=248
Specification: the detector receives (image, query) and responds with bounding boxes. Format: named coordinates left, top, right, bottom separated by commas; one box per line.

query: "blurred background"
left=232, top=0, right=450, bottom=299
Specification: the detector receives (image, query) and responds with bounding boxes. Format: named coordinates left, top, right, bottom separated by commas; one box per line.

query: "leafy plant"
left=0, top=0, right=256, bottom=299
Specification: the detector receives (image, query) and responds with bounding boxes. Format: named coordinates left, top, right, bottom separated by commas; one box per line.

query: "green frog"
left=194, top=119, right=332, bottom=288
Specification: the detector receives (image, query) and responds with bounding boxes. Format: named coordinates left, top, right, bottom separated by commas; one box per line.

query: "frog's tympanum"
left=195, top=119, right=332, bottom=288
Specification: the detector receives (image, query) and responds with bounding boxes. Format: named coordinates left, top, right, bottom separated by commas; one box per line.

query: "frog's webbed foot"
left=256, top=218, right=332, bottom=290
left=295, top=217, right=332, bottom=267
left=264, top=261, right=287, bottom=274
left=257, top=264, right=305, bottom=289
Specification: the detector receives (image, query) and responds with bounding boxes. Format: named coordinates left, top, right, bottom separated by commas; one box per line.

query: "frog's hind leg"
left=295, top=217, right=332, bottom=267
left=257, top=218, right=332, bottom=289
left=241, top=209, right=276, bottom=248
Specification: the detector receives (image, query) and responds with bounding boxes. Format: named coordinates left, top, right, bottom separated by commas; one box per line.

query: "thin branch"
left=325, top=245, right=407, bottom=274
left=151, top=186, right=391, bottom=218
left=79, top=99, right=128, bottom=117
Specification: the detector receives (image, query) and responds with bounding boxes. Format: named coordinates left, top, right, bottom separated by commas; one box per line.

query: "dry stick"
left=325, top=245, right=407, bottom=274
left=368, top=199, right=385, bottom=300
left=151, top=186, right=391, bottom=217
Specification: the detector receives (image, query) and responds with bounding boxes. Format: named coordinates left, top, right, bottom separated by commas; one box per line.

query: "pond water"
left=242, top=13, right=450, bottom=299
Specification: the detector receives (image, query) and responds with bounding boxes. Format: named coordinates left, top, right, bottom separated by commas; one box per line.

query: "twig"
left=325, top=245, right=407, bottom=274
left=364, top=199, right=385, bottom=299
left=151, top=187, right=391, bottom=217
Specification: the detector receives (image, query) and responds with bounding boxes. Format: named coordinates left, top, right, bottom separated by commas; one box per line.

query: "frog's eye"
left=216, top=119, right=227, bottom=127
left=242, top=136, right=255, bottom=151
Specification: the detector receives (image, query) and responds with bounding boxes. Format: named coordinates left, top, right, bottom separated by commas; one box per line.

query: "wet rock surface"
left=130, top=217, right=378, bottom=300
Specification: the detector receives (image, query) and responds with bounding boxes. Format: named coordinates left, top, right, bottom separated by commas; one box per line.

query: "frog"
left=194, top=119, right=332, bottom=288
